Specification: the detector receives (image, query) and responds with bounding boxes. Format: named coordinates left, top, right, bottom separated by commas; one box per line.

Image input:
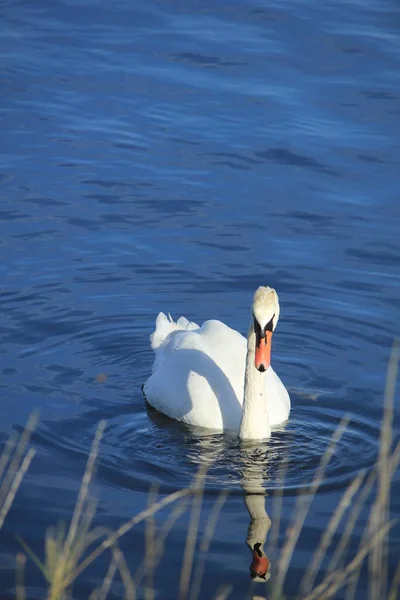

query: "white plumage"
left=144, top=287, right=290, bottom=438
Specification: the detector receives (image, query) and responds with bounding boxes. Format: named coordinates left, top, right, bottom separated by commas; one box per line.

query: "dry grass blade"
left=15, top=421, right=107, bottom=600
left=67, top=486, right=191, bottom=586
left=112, top=546, right=136, bottom=600
left=16, top=553, right=26, bottom=600
left=190, top=490, right=229, bottom=600
left=152, top=495, right=189, bottom=558
left=390, top=441, right=400, bottom=477
left=62, top=420, right=106, bottom=561
left=0, top=413, right=38, bottom=534
left=345, top=439, right=400, bottom=600
left=0, top=432, right=18, bottom=483
left=300, top=470, right=365, bottom=594
left=213, top=584, right=233, bottom=600
left=48, top=500, right=99, bottom=598
left=0, top=412, right=38, bottom=510
left=344, top=572, right=358, bottom=600
left=269, top=455, right=290, bottom=558
left=16, top=534, right=48, bottom=578
left=144, top=486, right=158, bottom=600
left=179, top=466, right=208, bottom=600
left=0, top=448, right=35, bottom=530
left=89, top=553, right=119, bottom=600
left=327, top=467, right=376, bottom=575
left=133, top=495, right=190, bottom=588
left=302, top=519, right=397, bottom=600
left=388, top=557, right=400, bottom=600
left=273, top=415, right=350, bottom=598
left=368, top=339, right=399, bottom=600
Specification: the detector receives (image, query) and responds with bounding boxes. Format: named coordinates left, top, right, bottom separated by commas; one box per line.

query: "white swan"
left=143, top=286, right=290, bottom=439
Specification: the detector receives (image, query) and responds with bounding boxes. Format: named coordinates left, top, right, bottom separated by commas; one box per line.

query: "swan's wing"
left=144, top=317, right=246, bottom=430
left=150, top=312, right=199, bottom=351
left=197, top=319, right=247, bottom=376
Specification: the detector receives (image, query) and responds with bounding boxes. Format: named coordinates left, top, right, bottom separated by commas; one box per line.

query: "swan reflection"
left=240, top=441, right=274, bottom=583
left=188, top=431, right=285, bottom=584
left=146, top=409, right=287, bottom=586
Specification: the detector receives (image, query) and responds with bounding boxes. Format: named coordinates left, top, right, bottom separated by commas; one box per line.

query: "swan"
left=143, top=286, right=290, bottom=439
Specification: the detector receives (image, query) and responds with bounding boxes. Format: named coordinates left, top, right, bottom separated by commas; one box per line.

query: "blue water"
left=1, top=0, right=399, bottom=598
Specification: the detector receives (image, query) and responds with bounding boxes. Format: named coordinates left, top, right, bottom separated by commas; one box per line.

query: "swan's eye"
left=253, top=316, right=262, bottom=345
left=264, top=314, right=275, bottom=334
left=253, top=314, right=275, bottom=340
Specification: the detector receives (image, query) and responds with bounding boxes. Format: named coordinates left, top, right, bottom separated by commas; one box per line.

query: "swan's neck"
left=245, top=492, right=271, bottom=552
left=239, top=327, right=271, bottom=440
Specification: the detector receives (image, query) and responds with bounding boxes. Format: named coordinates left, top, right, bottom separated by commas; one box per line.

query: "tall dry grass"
left=1, top=341, right=398, bottom=600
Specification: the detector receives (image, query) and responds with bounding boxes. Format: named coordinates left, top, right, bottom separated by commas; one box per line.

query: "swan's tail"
left=150, top=312, right=199, bottom=350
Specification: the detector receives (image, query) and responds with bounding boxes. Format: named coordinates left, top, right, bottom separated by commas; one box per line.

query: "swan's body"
left=144, top=286, right=290, bottom=439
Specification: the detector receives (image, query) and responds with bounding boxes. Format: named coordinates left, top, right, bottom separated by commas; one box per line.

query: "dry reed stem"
left=0, top=448, right=35, bottom=530
left=133, top=495, right=189, bottom=588
left=62, top=420, right=106, bottom=562
left=179, top=466, right=208, bottom=600
left=369, top=340, right=399, bottom=600
left=0, top=432, right=18, bottom=483
left=213, top=584, right=233, bottom=600
left=89, top=552, right=119, bottom=600
left=144, top=486, right=158, bottom=600
left=15, top=421, right=110, bottom=600
left=345, top=342, right=399, bottom=600
left=0, top=412, right=38, bottom=508
left=66, top=486, right=191, bottom=586
left=344, top=573, right=358, bottom=600
left=273, top=415, right=350, bottom=598
left=23, top=420, right=190, bottom=597
left=388, top=557, right=400, bottom=600
left=344, top=497, right=375, bottom=600
left=302, top=519, right=396, bottom=600
left=300, top=470, right=365, bottom=594
left=16, top=553, right=26, bottom=600
left=111, top=546, right=136, bottom=600
left=190, top=491, right=229, bottom=600
left=327, top=467, right=376, bottom=575
left=0, top=412, right=38, bottom=533
left=328, top=439, right=400, bottom=593
left=343, top=441, right=400, bottom=600
left=269, top=456, right=290, bottom=558
left=312, top=340, right=398, bottom=600
left=152, top=495, right=190, bottom=558
left=47, top=499, right=101, bottom=600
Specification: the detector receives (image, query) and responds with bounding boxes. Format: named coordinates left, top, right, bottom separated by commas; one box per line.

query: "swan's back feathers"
left=150, top=312, right=199, bottom=350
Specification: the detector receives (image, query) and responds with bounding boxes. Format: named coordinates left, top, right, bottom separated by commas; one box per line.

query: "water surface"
left=1, top=0, right=399, bottom=598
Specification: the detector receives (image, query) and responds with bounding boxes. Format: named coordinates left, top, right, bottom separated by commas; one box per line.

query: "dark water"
left=1, top=0, right=399, bottom=598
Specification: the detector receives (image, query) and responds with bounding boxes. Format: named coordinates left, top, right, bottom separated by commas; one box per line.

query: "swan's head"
left=252, top=286, right=280, bottom=373
left=250, top=547, right=271, bottom=582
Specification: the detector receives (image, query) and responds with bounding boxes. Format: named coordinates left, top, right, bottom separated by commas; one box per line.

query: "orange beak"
left=250, top=551, right=270, bottom=578
left=255, top=330, right=272, bottom=371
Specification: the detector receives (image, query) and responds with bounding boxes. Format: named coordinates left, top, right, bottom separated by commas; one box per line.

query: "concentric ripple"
left=31, top=385, right=381, bottom=499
